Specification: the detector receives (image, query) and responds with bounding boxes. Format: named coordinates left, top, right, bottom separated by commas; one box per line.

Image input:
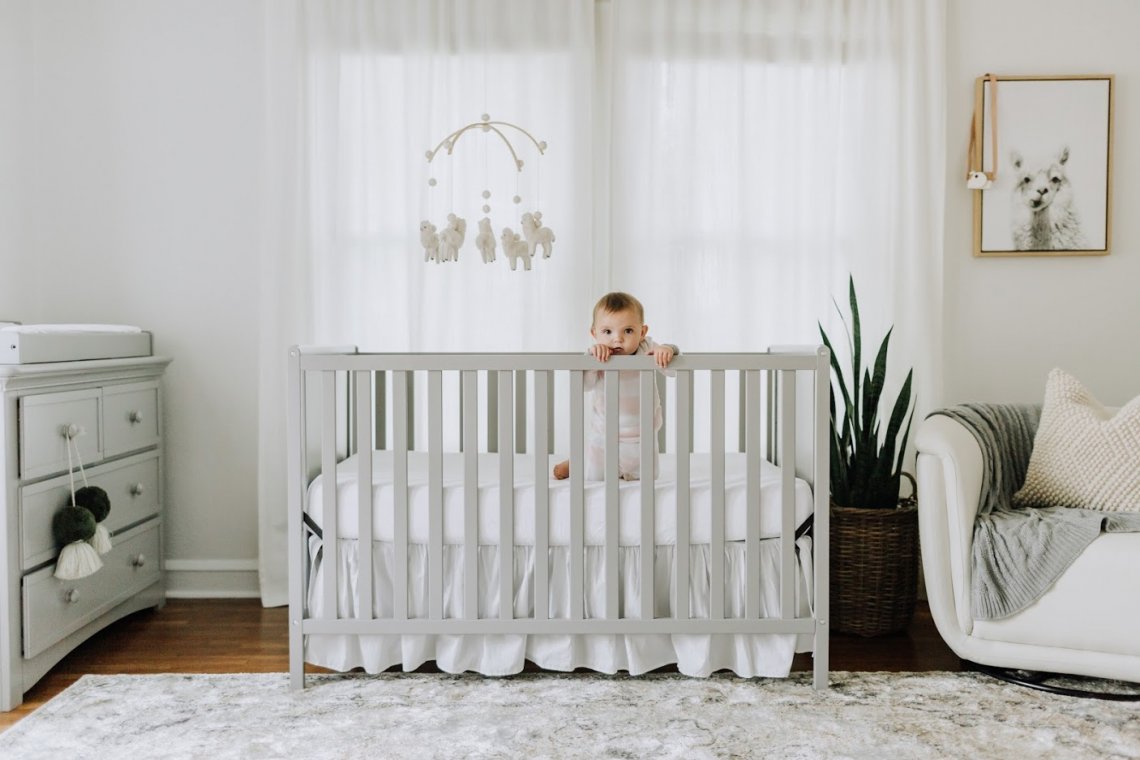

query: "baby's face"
left=591, top=308, right=648, bottom=355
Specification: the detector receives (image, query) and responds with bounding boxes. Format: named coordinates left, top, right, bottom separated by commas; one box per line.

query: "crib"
left=287, top=348, right=831, bottom=689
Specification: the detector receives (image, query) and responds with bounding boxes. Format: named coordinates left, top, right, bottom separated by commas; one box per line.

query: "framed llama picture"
left=972, top=74, right=1114, bottom=257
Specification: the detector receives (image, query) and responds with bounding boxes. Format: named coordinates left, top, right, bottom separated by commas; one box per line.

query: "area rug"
left=2, top=671, right=1138, bottom=759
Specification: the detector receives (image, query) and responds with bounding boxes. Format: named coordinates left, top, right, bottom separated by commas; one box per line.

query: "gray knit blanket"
left=929, top=404, right=1140, bottom=620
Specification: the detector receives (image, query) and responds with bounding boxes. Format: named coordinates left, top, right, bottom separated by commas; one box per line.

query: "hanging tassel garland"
left=51, top=427, right=113, bottom=579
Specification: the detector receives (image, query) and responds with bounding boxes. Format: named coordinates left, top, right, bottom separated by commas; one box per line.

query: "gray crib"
left=287, top=348, right=831, bottom=689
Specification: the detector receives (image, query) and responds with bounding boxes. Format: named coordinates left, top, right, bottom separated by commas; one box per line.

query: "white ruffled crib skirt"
left=305, top=537, right=815, bottom=678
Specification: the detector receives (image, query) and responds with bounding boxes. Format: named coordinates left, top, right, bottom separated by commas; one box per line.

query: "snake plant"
left=819, top=276, right=915, bottom=509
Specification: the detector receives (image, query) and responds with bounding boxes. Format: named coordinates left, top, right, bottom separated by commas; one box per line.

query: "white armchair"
left=915, top=412, right=1140, bottom=685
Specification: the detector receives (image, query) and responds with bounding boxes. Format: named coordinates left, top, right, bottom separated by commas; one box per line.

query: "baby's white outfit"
left=582, top=337, right=675, bottom=481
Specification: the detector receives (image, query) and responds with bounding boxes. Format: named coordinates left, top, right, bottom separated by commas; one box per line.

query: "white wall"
left=945, top=0, right=1140, bottom=406
left=13, top=0, right=264, bottom=595
left=0, top=0, right=31, bottom=312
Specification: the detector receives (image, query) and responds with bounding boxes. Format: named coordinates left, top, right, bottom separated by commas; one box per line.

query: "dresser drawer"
left=103, top=382, right=160, bottom=458
left=22, top=522, right=161, bottom=659
left=20, top=453, right=161, bottom=570
left=19, top=389, right=102, bottom=480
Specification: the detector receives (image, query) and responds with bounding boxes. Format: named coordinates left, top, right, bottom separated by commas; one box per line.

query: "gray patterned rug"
left=1, top=671, right=1137, bottom=759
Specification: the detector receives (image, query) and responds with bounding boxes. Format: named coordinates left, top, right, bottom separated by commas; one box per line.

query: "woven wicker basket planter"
left=829, top=497, right=919, bottom=637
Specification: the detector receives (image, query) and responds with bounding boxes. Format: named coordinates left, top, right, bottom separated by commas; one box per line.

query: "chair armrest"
left=915, top=414, right=985, bottom=636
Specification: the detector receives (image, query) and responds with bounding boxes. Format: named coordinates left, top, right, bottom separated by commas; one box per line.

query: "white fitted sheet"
left=305, top=451, right=814, bottom=546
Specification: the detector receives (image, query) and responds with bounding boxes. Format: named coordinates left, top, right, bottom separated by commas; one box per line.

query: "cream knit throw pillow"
left=1013, top=368, right=1140, bottom=512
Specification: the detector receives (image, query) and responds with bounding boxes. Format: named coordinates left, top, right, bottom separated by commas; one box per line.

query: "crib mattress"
left=305, top=451, right=813, bottom=546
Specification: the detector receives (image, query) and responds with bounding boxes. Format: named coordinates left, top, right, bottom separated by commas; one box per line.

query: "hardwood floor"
left=1, top=598, right=960, bottom=730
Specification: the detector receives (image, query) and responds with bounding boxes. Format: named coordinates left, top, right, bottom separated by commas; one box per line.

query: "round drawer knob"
left=61, top=424, right=86, bottom=440
left=66, top=589, right=81, bottom=604
left=128, top=410, right=144, bottom=424
left=132, top=554, right=146, bottom=568
left=130, top=483, right=146, bottom=497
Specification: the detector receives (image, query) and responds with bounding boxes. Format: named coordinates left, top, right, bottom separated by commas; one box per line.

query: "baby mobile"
left=420, top=114, right=555, bottom=271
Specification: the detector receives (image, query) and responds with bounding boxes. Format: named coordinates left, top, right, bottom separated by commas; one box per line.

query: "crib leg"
left=294, top=624, right=307, bottom=688
left=290, top=616, right=305, bottom=690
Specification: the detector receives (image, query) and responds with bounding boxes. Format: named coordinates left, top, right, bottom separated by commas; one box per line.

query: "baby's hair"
left=593, top=292, right=644, bottom=324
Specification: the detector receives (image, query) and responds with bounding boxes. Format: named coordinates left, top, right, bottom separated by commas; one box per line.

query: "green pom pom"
left=53, top=505, right=96, bottom=544
left=74, top=486, right=111, bottom=522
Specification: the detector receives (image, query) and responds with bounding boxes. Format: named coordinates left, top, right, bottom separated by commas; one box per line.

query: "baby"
left=553, top=292, right=677, bottom=481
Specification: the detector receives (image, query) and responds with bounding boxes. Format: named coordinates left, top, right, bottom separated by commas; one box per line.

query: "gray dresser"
left=0, top=356, right=171, bottom=710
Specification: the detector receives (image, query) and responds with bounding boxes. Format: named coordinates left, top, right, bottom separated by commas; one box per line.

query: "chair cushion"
left=972, top=533, right=1140, bottom=657
left=1013, top=368, right=1140, bottom=512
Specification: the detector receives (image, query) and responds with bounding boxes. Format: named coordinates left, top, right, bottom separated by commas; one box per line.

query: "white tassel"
left=90, top=523, right=113, bottom=555
left=55, top=541, right=103, bottom=580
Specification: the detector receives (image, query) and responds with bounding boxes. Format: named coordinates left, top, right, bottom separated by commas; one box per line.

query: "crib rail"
left=287, top=349, right=830, bottom=690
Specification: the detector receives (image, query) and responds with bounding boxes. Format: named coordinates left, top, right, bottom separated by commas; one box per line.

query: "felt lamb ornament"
left=500, top=227, right=532, bottom=271
left=419, top=220, right=441, bottom=263
left=53, top=430, right=113, bottom=580
left=439, top=213, right=467, bottom=262
left=520, top=211, right=555, bottom=259
left=475, top=217, right=497, bottom=263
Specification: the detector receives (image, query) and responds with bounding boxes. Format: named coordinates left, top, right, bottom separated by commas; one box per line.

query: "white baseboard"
left=164, top=559, right=260, bottom=599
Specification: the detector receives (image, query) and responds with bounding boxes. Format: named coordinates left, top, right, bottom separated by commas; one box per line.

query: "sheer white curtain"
left=606, top=0, right=944, bottom=385
left=258, top=0, right=945, bottom=605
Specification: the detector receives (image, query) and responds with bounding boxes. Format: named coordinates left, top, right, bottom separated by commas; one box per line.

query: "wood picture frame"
left=972, top=74, right=1114, bottom=257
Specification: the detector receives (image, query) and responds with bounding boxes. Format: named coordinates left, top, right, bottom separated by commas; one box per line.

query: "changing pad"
left=0, top=324, right=151, bottom=364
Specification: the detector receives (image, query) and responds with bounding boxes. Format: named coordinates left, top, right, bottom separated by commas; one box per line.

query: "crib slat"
left=546, top=374, right=555, bottom=453
left=675, top=370, right=691, bottom=620
left=604, top=371, right=619, bottom=620
left=687, top=375, right=695, bottom=453
left=746, top=370, right=761, bottom=618
left=739, top=369, right=747, bottom=453
left=766, top=369, right=776, bottom=458
left=429, top=372, right=444, bottom=620
left=780, top=371, right=797, bottom=618
left=498, top=370, right=514, bottom=620
left=656, top=373, right=667, bottom=453
left=710, top=369, right=725, bottom=620
left=407, top=374, right=416, bottom=451
left=534, top=371, right=551, bottom=621
left=639, top=371, right=655, bottom=620
left=375, top=370, right=386, bottom=450
left=355, top=371, right=374, bottom=620
left=487, top=371, right=498, bottom=453
left=570, top=370, right=585, bottom=620
left=321, top=372, right=338, bottom=619
left=515, top=369, right=526, bottom=454
left=393, top=371, right=410, bottom=621
left=462, top=371, right=479, bottom=620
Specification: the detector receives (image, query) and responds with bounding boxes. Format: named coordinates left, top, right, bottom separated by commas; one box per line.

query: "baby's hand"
left=590, top=344, right=613, bottom=362
left=649, top=345, right=674, bottom=368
